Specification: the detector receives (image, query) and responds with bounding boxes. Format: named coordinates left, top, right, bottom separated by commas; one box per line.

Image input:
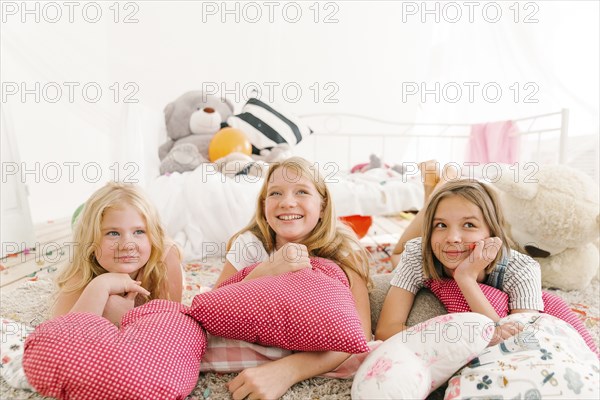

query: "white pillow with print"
left=352, top=340, right=431, bottom=399
left=445, top=313, right=600, bottom=400
left=1, top=318, right=34, bottom=390
left=352, top=313, right=493, bottom=399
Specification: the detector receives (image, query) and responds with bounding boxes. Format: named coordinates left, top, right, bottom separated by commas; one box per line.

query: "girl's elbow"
left=171, top=284, right=183, bottom=303
left=374, top=321, right=407, bottom=341
left=390, top=254, right=400, bottom=269
left=374, top=324, right=392, bottom=341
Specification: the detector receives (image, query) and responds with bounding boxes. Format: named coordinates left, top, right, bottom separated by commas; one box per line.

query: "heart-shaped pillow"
left=187, top=257, right=369, bottom=353
left=23, top=300, right=206, bottom=400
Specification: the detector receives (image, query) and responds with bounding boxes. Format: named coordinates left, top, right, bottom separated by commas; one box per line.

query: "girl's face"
left=95, top=204, right=151, bottom=278
left=264, top=166, right=323, bottom=249
left=430, top=195, right=491, bottom=276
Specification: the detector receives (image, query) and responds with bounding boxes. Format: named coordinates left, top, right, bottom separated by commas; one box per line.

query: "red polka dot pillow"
left=425, top=279, right=599, bottom=355
left=186, top=257, right=369, bottom=353
left=23, top=300, right=206, bottom=400
left=424, top=278, right=509, bottom=317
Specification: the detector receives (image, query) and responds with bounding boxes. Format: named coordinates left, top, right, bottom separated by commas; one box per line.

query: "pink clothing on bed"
left=466, top=120, right=519, bottom=164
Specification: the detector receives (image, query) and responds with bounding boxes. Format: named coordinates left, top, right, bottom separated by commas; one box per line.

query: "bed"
left=144, top=108, right=570, bottom=260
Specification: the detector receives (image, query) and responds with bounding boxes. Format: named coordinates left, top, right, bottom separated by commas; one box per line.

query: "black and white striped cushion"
left=227, top=98, right=312, bottom=154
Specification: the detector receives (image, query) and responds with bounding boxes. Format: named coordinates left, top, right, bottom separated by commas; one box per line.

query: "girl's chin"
left=442, top=267, right=457, bottom=277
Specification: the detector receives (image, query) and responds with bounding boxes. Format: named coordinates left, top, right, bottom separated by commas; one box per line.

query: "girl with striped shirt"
left=376, top=177, right=543, bottom=344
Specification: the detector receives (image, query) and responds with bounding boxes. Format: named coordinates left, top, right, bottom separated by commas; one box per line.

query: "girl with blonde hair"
left=215, top=156, right=372, bottom=400
left=53, top=182, right=183, bottom=324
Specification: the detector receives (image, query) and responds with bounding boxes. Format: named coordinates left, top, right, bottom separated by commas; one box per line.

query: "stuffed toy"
left=492, top=164, right=599, bottom=290
left=214, top=144, right=293, bottom=179
left=253, top=143, right=293, bottom=163
left=214, top=152, right=266, bottom=179
left=351, top=154, right=406, bottom=175
left=159, top=91, right=234, bottom=174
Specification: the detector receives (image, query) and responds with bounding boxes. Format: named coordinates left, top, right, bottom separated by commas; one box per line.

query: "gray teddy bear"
left=159, top=91, right=235, bottom=174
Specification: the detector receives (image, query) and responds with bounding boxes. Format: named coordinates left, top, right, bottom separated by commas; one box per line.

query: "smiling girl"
left=53, top=182, right=183, bottom=325
left=214, top=156, right=372, bottom=399
left=376, top=179, right=543, bottom=342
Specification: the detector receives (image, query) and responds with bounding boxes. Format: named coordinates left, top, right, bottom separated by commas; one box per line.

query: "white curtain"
left=415, top=1, right=598, bottom=134
left=1, top=1, right=597, bottom=222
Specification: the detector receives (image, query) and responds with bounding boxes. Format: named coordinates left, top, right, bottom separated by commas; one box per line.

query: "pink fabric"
left=466, top=120, right=519, bottom=164
left=23, top=300, right=207, bottom=400
left=201, top=335, right=381, bottom=379
left=200, top=335, right=292, bottom=373
left=186, top=257, right=369, bottom=353
left=350, top=162, right=391, bottom=173
left=425, top=278, right=509, bottom=317
left=541, top=291, right=599, bottom=357
left=425, top=279, right=599, bottom=356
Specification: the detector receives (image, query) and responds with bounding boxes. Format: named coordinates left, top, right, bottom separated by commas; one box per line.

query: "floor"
left=0, top=214, right=412, bottom=294
left=0, top=217, right=72, bottom=294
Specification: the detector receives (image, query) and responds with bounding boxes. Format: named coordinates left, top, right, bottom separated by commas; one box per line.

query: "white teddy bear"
left=492, top=164, right=599, bottom=290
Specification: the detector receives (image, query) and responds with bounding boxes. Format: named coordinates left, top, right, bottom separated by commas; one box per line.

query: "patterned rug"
left=1, top=244, right=598, bottom=400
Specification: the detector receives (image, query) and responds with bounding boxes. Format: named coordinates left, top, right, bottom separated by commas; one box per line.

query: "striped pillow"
left=227, top=98, right=312, bottom=154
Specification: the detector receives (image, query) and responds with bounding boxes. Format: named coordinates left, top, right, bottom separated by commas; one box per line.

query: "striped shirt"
left=390, top=237, right=544, bottom=311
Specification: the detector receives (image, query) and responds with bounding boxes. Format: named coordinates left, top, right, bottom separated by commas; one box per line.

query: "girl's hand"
left=228, top=362, right=296, bottom=400
left=66, top=273, right=150, bottom=319
left=92, top=273, right=151, bottom=297
left=272, top=243, right=311, bottom=273
left=455, top=237, right=502, bottom=281
left=488, top=321, right=523, bottom=347
left=247, top=243, right=311, bottom=279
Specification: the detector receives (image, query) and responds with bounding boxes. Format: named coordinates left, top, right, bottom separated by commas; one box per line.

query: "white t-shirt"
left=225, top=232, right=270, bottom=271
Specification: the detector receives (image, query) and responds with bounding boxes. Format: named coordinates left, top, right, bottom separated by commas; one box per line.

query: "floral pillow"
left=445, top=313, right=600, bottom=400
left=353, top=342, right=432, bottom=399
left=352, top=312, right=494, bottom=399
left=1, top=318, right=34, bottom=390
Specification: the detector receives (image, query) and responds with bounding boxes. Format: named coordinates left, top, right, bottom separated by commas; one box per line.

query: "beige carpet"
left=2, top=254, right=599, bottom=400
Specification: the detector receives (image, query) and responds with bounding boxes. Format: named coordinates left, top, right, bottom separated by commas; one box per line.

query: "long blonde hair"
left=57, top=182, right=171, bottom=301
left=422, top=179, right=513, bottom=279
left=228, top=157, right=372, bottom=288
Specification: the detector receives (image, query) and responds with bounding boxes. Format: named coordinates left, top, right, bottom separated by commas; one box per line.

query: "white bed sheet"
left=146, top=166, right=423, bottom=260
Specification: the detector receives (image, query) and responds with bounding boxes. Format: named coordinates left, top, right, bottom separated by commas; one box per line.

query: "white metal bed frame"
left=299, top=109, right=569, bottom=169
